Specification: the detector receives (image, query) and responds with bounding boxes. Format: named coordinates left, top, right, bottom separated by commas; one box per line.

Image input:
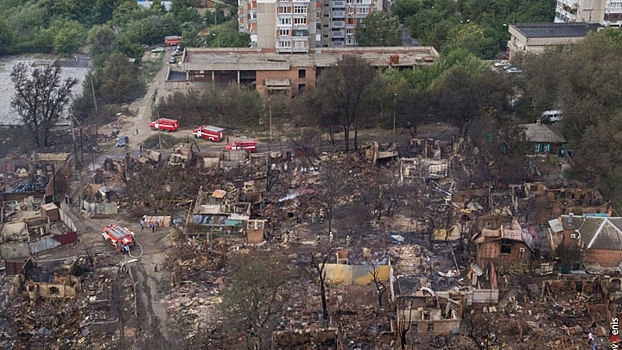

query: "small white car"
left=494, top=60, right=510, bottom=67
left=505, top=66, right=523, bottom=74
left=151, top=47, right=165, bottom=53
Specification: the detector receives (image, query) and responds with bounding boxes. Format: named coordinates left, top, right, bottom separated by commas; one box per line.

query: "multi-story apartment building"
left=555, top=0, right=622, bottom=26
left=239, top=0, right=318, bottom=53
left=238, top=0, right=383, bottom=52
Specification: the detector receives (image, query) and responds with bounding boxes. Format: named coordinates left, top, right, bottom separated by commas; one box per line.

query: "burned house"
left=16, top=258, right=82, bottom=300
left=396, top=294, right=462, bottom=338
left=525, top=183, right=607, bottom=224
left=190, top=186, right=251, bottom=238
left=554, top=214, right=622, bottom=267
left=0, top=156, right=61, bottom=202
left=362, top=141, right=399, bottom=165
left=399, top=138, right=452, bottom=182
left=473, top=218, right=535, bottom=270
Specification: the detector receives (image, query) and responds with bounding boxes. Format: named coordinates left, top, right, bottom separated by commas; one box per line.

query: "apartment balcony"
left=333, top=0, right=346, bottom=6
left=332, top=20, right=345, bottom=28
left=332, top=10, right=346, bottom=17
left=331, top=40, right=345, bottom=47
left=331, top=29, right=345, bottom=38
left=355, top=12, right=368, bottom=18
left=293, top=23, right=309, bottom=30
left=277, top=23, right=294, bottom=29
left=606, top=5, right=622, bottom=13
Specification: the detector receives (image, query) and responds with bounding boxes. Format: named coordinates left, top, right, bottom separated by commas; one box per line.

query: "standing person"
left=140, top=219, right=144, bottom=230
left=150, top=223, right=155, bottom=233
left=588, top=332, right=594, bottom=345
left=135, top=127, right=139, bottom=135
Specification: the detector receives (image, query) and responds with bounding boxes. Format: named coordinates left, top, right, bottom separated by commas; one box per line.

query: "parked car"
left=141, top=44, right=149, bottom=50
left=494, top=60, right=510, bottom=67
left=151, top=47, right=165, bottom=53
left=540, top=110, right=563, bottom=123
left=172, top=49, right=183, bottom=56
left=116, top=136, right=129, bottom=147
left=149, top=118, right=179, bottom=132
left=169, top=57, right=177, bottom=64
left=193, top=125, right=225, bottom=141
left=225, top=140, right=257, bottom=153
left=505, top=66, right=523, bottom=74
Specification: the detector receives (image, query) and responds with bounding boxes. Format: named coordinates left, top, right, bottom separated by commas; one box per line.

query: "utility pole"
left=393, top=93, right=397, bottom=135
left=90, top=74, right=99, bottom=138
left=268, top=98, right=273, bottom=140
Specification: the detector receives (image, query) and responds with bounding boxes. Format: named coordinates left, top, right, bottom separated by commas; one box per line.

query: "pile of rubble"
left=163, top=240, right=231, bottom=277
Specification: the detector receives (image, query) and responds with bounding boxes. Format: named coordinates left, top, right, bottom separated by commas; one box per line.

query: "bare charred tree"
left=369, top=265, right=387, bottom=306
left=10, top=62, right=78, bottom=147
left=307, top=56, right=376, bottom=153
left=312, top=254, right=329, bottom=320
left=221, top=253, right=295, bottom=349
left=363, top=167, right=403, bottom=221
left=464, top=312, right=495, bottom=350
left=398, top=300, right=413, bottom=350
left=318, top=159, right=351, bottom=234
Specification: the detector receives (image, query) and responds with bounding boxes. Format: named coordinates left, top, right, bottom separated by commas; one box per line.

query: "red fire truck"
left=102, top=224, right=135, bottom=253
left=164, top=35, right=181, bottom=47
left=225, top=140, right=258, bottom=153
left=193, top=125, right=225, bottom=142
left=149, top=118, right=179, bottom=132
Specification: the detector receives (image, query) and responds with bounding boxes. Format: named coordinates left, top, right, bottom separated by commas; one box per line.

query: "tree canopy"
left=392, top=0, right=555, bottom=58
left=356, top=11, right=402, bottom=46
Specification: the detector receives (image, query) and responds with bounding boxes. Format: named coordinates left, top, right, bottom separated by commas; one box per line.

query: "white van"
left=540, top=110, right=563, bottom=123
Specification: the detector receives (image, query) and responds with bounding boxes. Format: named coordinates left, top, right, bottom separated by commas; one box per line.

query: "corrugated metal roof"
left=548, top=218, right=564, bottom=233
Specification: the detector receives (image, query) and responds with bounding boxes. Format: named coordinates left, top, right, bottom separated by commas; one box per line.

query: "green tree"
left=307, top=55, right=376, bottom=153
left=356, top=11, right=402, bottom=46
left=87, top=25, right=119, bottom=68
left=0, top=19, right=13, bottom=54
left=207, top=20, right=251, bottom=48
left=52, top=20, right=85, bottom=55
left=391, top=0, right=421, bottom=22
left=10, top=62, right=78, bottom=147
left=94, top=52, right=145, bottom=103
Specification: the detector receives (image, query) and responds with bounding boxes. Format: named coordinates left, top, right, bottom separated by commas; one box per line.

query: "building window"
left=347, top=18, right=353, bottom=24
left=294, top=17, right=307, bottom=25
left=428, top=323, right=434, bottom=333
left=501, top=239, right=512, bottom=254
left=299, top=69, right=306, bottom=78
left=278, top=40, right=292, bottom=48
left=294, top=41, right=306, bottom=48
left=346, top=28, right=354, bottom=34
left=279, top=18, right=292, bottom=25
left=294, top=6, right=307, bottom=13
left=292, top=29, right=307, bottom=36
left=347, top=7, right=354, bottom=14
left=358, top=7, right=369, bottom=14
left=298, top=84, right=306, bottom=92
left=279, top=29, right=290, bottom=36
left=280, top=6, right=292, bottom=13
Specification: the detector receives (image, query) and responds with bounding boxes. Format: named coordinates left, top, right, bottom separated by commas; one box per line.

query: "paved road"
left=402, top=25, right=421, bottom=47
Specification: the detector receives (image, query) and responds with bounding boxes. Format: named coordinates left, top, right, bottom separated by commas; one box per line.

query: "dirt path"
left=121, top=53, right=171, bottom=148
